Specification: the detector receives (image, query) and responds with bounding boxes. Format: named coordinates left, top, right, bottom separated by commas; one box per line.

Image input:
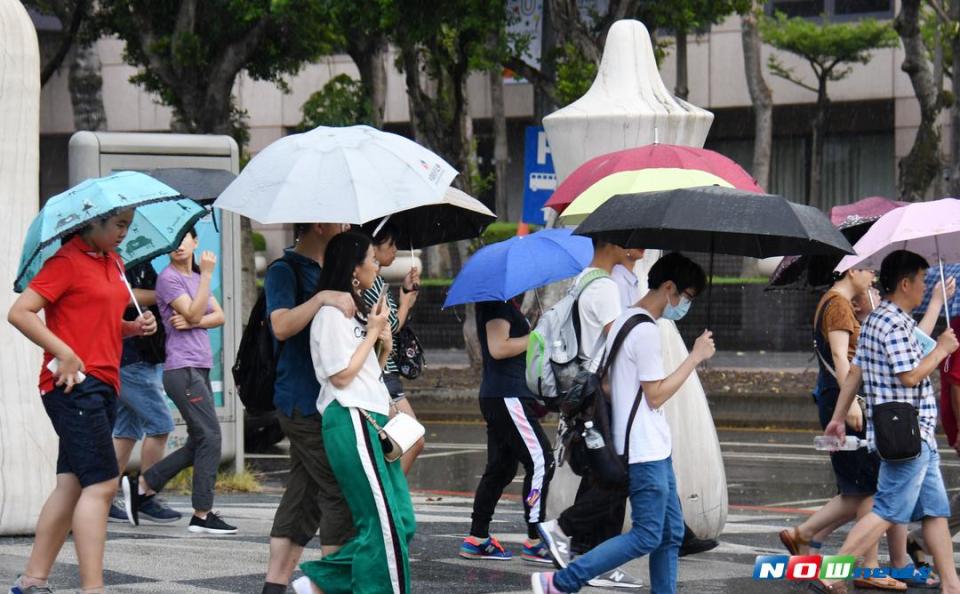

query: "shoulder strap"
left=572, top=269, right=612, bottom=358
left=600, top=313, right=654, bottom=463
left=813, top=293, right=840, bottom=379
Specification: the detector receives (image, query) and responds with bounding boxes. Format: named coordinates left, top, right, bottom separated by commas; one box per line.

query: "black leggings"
left=470, top=397, right=555, bottom=540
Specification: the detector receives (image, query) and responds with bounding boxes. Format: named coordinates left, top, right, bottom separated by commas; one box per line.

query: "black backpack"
left=395, top=326, right=426, bottom=379
left=124, top=262, right=166, bottom=365
left=560, top=313, right=653, bottom=489
left=233, top=257, right=303, bottom=414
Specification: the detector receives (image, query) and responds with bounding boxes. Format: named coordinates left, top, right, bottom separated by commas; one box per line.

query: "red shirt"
left=940, top=318, right=960, bottom=444
left=29, top=236, right=130, bottom=394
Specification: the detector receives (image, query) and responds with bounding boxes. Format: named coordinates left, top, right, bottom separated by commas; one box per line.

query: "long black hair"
left=183, top=227, right=201, bottom=274
left=318, top=230, right=373, bottom=315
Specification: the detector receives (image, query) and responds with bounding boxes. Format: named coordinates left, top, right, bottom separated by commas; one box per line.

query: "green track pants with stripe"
left=300, top=401, right=416, bottom=594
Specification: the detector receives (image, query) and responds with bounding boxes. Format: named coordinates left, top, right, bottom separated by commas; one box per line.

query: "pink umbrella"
left=836, top=197, right=960, bottom=321
left=543, top=144, right=764, bottom=214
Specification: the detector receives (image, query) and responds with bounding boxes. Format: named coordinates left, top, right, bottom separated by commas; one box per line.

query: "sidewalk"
left=427, top=348, right=815, bottom=372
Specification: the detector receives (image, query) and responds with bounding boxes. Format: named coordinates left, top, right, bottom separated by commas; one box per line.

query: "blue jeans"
left=873, top=441, right=951, bottom=523
left=554, top=457, right=684, bottom=593
left=114, top=362, right=175, bottom=439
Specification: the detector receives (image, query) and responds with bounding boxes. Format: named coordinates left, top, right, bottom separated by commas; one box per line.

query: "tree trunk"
left=349, top=36, right=388, bottom=128
left=68, top=43, right=107, bottom=131
left=948, top=0, right=960, bottom=196
left=489, top=68, right=510, bottom=219
left=675, top=29, right=689, bottom=101
left=894, top=0, right=943, bottom=200
left=740, top=7, right=773, bottom=191
left=809, top=83, right=828, bottom=207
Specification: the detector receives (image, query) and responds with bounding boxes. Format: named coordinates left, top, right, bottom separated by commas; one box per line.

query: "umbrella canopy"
left=15, top=171, right=205, bottom=292
left=836, top=198, right=960, bottom=272
left=769, top=196, right=906, bottom=290
left=214, top=125, right=458, bottom=224
left=361, top=187, right=496, bottom=249
left=146, top=168, right=236, bottom=204
left=443, top=228, right=592, bottom=308
left=574, top=186, right=854, bottom=258
left=555, top=168, right=733, bottom=226
left=544, top=144, right=763, bottom=215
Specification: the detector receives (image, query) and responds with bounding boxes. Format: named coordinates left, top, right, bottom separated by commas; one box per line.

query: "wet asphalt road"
left=3, top=423, right=960, bottom=593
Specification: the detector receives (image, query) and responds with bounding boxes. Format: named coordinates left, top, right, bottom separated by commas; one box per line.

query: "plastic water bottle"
left=583, top=421, right=605, bottom=450
left=814, top=435, right=867, bottom=451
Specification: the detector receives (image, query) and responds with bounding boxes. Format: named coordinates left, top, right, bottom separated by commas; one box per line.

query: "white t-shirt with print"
left=606, top=306, right=671, bottom=463
left=310, top=306, right=391, bottom=416
left=574, top=267, right=622, bottom=369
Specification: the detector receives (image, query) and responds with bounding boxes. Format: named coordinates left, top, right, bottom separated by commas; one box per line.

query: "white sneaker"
left=291, top=576, right=314, bottom=594
left=536, top=520, right=572, bottom=569
left=587, top=567, right=643, bottom=589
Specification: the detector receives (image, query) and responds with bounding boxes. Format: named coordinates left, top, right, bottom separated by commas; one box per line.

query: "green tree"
left=22, top=0, right=92, bottom=86
left=298, top=74, right=373, bottom=129
left=760, top=12, right=898, bottom=206
left=95, top=0, right=337, bottom=318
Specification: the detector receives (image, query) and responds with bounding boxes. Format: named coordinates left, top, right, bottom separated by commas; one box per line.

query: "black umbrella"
left=573, top=186, right=853, bottom=257
left=360, top=187, right=496, bottom=250
left=146, top=168, right=237, bottom=205
left=573, top=186, right=854, bottom=324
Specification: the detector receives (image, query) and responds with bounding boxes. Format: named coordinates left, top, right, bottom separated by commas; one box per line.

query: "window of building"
left=767, top=0, right=893, bottom=20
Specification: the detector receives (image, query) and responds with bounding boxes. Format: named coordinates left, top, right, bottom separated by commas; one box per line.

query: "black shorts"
left=383, top=372, right=406, bottom=402
left=815, top=387, right=879, bottom=496
left=41, top=376, right=120, bottom=488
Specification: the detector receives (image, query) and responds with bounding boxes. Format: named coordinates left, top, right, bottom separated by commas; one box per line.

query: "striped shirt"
left=362, top=275, right=400, bottom=374
left=853, top=300, right=938, bottom=449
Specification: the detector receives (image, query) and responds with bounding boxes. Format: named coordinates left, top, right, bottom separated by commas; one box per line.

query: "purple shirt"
left=156, top=266, right=213, bottom=371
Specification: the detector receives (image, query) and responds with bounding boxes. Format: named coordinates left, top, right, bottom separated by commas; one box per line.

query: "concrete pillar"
left=0, top=0, right=56, bottom=536
left=542, top=20, right=727, bottom=539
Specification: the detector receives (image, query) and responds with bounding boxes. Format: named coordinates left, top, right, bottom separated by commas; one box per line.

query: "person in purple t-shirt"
left=123, top=228, right=237, bottom=535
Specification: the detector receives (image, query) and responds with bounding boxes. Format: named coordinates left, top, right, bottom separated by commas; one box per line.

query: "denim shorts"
left=41, top=376, right=120, bottom=488
left=873, top=441, right=951, bottom=524
left=114, top=362, right=176, bottom=439
left=383, top=372, right=406, bottom=402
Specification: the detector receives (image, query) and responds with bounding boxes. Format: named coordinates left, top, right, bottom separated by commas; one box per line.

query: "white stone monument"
left=543, top=19, right=727, bottom=540
left=0, top=0, right=56, bottom=536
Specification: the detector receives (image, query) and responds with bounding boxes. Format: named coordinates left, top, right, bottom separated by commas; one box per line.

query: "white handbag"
left=359, top=408, right=425, bottom=462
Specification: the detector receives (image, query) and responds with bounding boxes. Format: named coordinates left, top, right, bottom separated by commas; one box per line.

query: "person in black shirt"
left=459, top=298, right=554, bottom=564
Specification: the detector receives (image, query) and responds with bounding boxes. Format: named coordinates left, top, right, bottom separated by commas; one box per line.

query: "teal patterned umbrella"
left=15, top=171, right=205, bottom=292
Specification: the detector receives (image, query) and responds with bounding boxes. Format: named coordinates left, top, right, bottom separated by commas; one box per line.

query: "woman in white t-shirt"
left=296, top=231, right=415, bottom=594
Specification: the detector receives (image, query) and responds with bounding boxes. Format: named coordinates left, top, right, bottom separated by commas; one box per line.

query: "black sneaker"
left=121, top=474, right=140, bottom=527
left=679, top=524, right=719, bottom=557
left=188, top=511, right=238, bottom=535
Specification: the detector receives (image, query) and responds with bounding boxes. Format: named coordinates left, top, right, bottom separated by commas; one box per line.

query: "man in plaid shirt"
left=820, top=251, right=960, bottom=594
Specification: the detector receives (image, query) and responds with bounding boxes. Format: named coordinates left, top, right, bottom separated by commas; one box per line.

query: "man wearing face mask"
left=533, top=252, right=716, bottom=594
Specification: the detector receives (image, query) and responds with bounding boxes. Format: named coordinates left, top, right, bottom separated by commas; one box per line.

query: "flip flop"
left=852, top=576, right=907, bottom=591
left=778, top=527, right=809, bottom=556
left=896, top=563, right=940, bottom=590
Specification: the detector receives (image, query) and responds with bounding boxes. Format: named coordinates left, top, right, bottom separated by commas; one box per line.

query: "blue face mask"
left=663, top=295, right=691, bottom=321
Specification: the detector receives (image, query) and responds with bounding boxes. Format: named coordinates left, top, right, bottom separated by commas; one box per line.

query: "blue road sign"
left=522, top=126, right=557, bottom=225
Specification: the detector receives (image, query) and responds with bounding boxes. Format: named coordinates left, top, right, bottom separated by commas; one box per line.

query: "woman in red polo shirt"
left=8, top=211, right=156, bottom=594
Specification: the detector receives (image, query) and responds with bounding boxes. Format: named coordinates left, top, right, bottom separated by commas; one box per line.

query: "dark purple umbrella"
left=767, top=196, right=906, bottom=290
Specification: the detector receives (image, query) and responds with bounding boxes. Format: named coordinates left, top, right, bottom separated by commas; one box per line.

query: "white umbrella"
left=214, top=125, right=458, bottom=224
left=836, top=198, right=960, bottom=322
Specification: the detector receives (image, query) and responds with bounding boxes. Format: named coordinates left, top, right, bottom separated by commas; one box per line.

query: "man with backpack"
left=533, top=252, right=716, bottom=594
left=260, top=223, right=358, bottom=594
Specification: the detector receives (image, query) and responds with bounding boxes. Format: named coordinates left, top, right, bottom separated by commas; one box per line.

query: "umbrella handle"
left=938, top=248, right=951, bottom=373
left=117, top=260, right=144, bottom=318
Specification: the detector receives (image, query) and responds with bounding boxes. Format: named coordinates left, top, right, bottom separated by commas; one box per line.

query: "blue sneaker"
left=522, top=539, right=553, bottom=564
left=108, top=501, right=128, bottom=524
left=459, top=535, right=512, bottom=560
left=138, top=495, right=182, bottom=524
left=531, top=572, right=562, bottom=594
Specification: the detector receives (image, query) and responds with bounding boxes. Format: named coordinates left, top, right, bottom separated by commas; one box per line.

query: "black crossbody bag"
left=872, top=401, right=922, bottom=461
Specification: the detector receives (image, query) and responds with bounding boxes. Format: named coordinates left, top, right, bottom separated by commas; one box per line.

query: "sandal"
left=896, top=563, right=940, bottom=590
left=906, top=535, right=926, bottom=566
left=852, top=576, right=907, bottom=591
left=778, top=527, right=809, bottom=556
left=808, top=578, right=848, bottom=594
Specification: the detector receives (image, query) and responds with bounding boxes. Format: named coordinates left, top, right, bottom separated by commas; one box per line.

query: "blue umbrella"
left=15, top=171, right=206, bottom=292
left=443, top=228, right=593, bottom=308
left=916, top=263, right=960, bottom=317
